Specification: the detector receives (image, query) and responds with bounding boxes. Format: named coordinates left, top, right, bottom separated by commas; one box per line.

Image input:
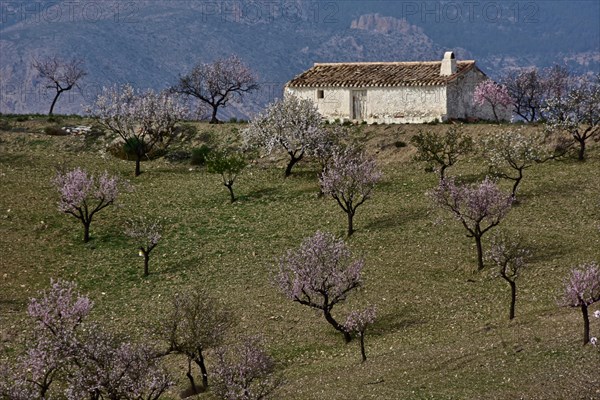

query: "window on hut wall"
left=317, top=89, right=324, bottom=99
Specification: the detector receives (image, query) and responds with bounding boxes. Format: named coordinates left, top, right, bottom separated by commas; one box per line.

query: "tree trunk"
left=509, top=280, right=516, bottom=320
left=209, top=106, right=219, bottom=124
left=142, top=249, right=149, bottom=277
left=577, top=139, right=586, bottom=161
left=475, top=234, right=484, bottom=271
left=359, top=334, right=367, bottom=362
left=226, top=183, right=236, bottom=203
left=135, top=154, right=142, bottom=177
left=194, top=350, right=209, bottom=389
left=347, top=211, right=355, bottom=237
left=581, top=303, right=590, bottom=345
left=439, top=164, right=447, bottom=181
left=491, top=104, right=499, bottom=123
left=284, top=152, right=303, bottom=177
left=186, top=358, right=199, bottom=395
left=83, top=220, right=91, bottom=243
left=48, top=90, right=62, bottom=115
left=511, top=169, right=523, bottom=198
left=323, top=308, right=351, bottom=343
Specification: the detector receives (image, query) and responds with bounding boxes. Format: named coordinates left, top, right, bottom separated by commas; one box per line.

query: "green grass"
left=0, top=119, right=599, bottom=399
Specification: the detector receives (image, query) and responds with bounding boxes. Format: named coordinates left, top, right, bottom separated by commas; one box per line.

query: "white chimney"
left=440, top=51, right=456, bottom=76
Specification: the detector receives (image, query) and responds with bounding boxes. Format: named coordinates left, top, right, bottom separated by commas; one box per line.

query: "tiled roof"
left=286, top=61, right=476, bottom=88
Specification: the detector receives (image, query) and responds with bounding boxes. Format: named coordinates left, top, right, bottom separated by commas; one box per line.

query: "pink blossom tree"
left=65, top=328, right=171, bottom=400
left=474, top=79, right=513, bottom=123
left=53, top=167, right=123, bottom=243
left=276, top=231, right=364, bottom=343
left=88, top=84, right=188, bottom=176
left=486, top=234, right=530, bottom=320
left=32, top=56, right=87, bottom=115
left=125, top=216, right=162, bottom=277
left=320, top=148, right=382, bottom=236
left=429, top=177, right=514, bottom=271
left=543, top=74, right=599, bottom=161
left=173, top=55, right=258, bottom=123
left=243, top=95, right=323, bottom=177
left=560, top=263, right=600, bottom=345
left=344, top=306, right=377, bottom=362
left=0, top=280, right=171, bottom=400
left=212, top=336, right=283, bottom=400
left=158, top=288, right=231, bottom=394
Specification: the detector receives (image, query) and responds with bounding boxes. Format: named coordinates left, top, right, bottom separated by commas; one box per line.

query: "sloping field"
left=0, top=118, right=599, bottom=399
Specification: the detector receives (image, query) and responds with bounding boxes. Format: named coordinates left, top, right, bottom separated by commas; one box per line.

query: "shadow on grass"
left=365, top=207, right=429, bottom=231
left=370, top=308, right=424, bottom=337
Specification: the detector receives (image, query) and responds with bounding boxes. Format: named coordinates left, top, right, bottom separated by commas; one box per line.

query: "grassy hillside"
left=0, top=117, right=599, bottom=399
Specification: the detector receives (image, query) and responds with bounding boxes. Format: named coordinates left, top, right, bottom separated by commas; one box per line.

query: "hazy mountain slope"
left=0, top=0, right=598, bottom=117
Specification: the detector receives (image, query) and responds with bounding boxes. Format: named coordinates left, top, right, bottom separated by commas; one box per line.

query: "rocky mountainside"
left=0, top=1, right=597, bottom=117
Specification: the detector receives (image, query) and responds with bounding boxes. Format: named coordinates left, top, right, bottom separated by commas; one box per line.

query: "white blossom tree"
left=173, top=55, right=258, bottom=123
left=88, top=84, right=187, bottom=176
left=243, top=95, right=324, bottom=177
left=544, top=74, right=600, bottom=161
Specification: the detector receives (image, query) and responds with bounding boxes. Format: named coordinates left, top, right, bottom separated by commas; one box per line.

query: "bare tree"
left=486, top=234, right=530, bottom=320
left=411, top=126, right=474, bottom=180
left=158, top=288, right=231, bottom=394
left=173, top=55, right=258, bottom=123
left=32, top=56, right=87, bottom=115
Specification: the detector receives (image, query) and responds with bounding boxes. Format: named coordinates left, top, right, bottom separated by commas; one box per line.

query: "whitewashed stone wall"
left=365, top=86, right=447, bottom=123
left=286, top=87, right=351, bottom=120
left=287, top=86, right=448, bottom=123
left=286, top=69, right=511, bottom=124
left=446, top=69, right=512, bottom=122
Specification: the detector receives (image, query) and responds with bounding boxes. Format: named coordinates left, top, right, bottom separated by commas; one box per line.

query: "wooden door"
left=352, top=90, right=367, bottom=120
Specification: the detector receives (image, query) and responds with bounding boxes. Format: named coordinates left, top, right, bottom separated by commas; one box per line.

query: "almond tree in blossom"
left=0, top=280, right=171, bottom=400
left=474, top=79, right=513, bottom=123
left=243, top=95, right=323, bottom=177
left=320, top=148, right=382, bottom=236
left=429, top=177, right=514, bottom=271
left=125, top=216, right=162, bottom=277
left=276, top=231, right=364, bottom=343
left=173, top=55, right=258, bottom=123
left=53, top=167, right=123, bottom=243
left=88, top=84, right=187, bottom=176
left=344, top=306, right=377, bottom=362
left=544, top=74, right=599, bottom=161
left=486, top=234, right=530, bottom=320
left=32, top=56, right=87, bottom=115
left=212, top=336, right=283, bottom=400
left=560, top=263, right=600, bottom=345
